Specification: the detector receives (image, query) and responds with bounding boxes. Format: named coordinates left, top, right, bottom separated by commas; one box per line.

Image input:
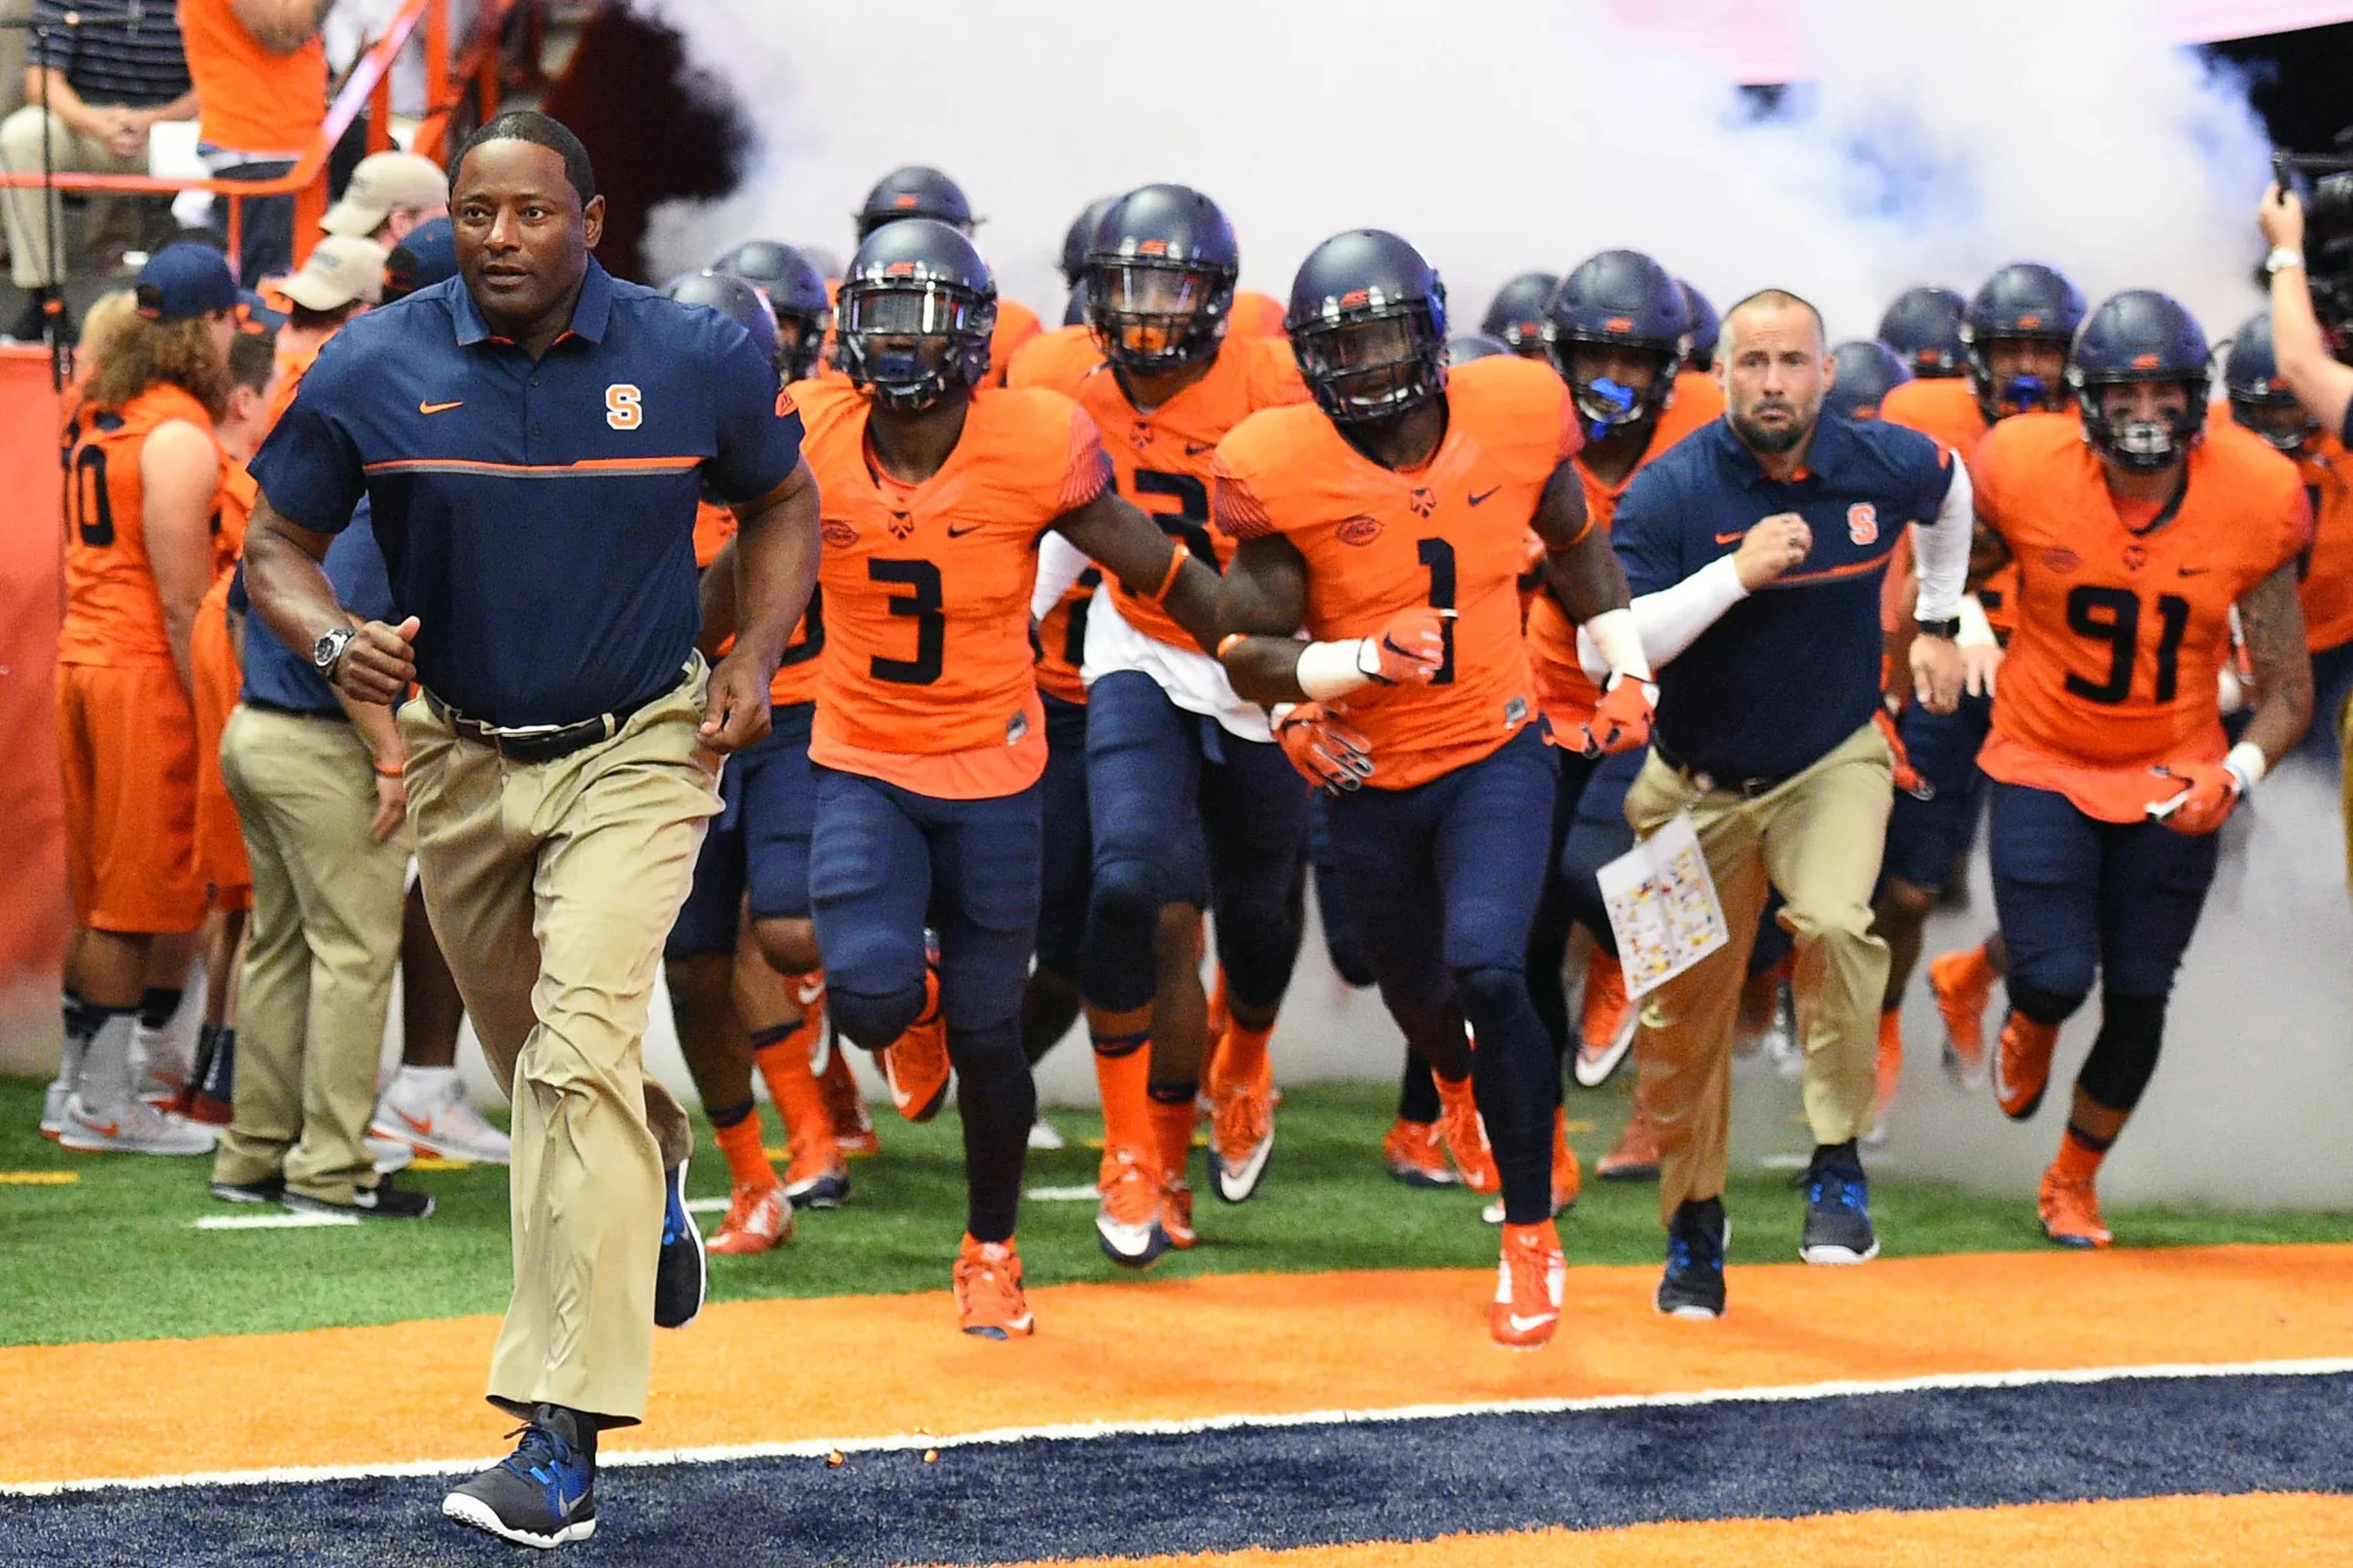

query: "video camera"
left=2274, top=148, right=2353, bottom=355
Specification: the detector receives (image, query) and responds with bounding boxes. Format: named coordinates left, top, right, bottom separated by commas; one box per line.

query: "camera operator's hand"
left=2261, top=183, right=2306, bottom=252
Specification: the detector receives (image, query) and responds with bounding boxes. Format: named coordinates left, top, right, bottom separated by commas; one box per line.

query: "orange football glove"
left=1570, top=673, right=1658, bottom=758
left=1873, top=708, right=1933, bottom=800
left=2145, top=760, right=2240, bottom=835
left=1360, top=608, right=1448, bottom=685
left=1275, top=703, right=1375, bottom=794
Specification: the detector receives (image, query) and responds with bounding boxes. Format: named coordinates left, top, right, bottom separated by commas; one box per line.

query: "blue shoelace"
left=661, top=1173, right=686, bottom=1246
left=1809, top=1167, right=1868, bottom=1216
left=499, top=1421, right=588, bottom=1517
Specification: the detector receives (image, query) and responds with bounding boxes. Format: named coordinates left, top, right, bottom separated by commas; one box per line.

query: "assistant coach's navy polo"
left=1612, top=412, right=1950, bottom=784
left=249, top=259, right=805, bottom=728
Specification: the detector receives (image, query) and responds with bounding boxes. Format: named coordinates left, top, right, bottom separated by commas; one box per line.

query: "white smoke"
left=634, top=0, right=2274, bottom=344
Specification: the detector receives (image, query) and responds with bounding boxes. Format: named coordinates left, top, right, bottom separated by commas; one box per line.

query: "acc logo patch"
left=2042, top=545, right=2082, bottom=573
left=605, top=383, right=643, bottom=430
left=1336, top=514, right=1383, bottom=545
left=821, top=519, right=859, bottom=548
left=1846, top=502, right=1879, bottom=545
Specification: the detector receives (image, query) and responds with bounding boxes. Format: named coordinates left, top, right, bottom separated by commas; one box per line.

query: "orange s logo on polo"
left=606, top=383, right=643, bottom=430
left=1846, top=502, right=1879, bottom=545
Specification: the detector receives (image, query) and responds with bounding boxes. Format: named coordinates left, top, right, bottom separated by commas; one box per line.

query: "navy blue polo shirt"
left=231, top=503, right=396, bottom=714
left=248, top=260, right=805, bottom=727
left=1612, top=413, right=1951, bottom=783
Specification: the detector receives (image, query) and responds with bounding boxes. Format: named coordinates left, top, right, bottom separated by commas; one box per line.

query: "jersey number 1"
left=1417, top=538, right=1457, bottom=685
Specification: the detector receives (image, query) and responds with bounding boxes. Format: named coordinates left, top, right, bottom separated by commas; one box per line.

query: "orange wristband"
left=1215, top=632, right=1248, bottom=661
left=1145, top=540, right=1190, bottom=602
left=374, top=759, right=404, bottom=779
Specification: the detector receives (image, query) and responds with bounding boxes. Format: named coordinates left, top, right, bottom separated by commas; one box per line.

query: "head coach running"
left=1595, top=289, right=1970, bottom=1322
left=239, top=110, right=819, bottom=1549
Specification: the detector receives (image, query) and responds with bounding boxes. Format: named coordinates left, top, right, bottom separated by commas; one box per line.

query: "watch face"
left=314, top=630, right=343, bottom=666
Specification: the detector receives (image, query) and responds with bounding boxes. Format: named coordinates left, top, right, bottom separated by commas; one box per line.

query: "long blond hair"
left=82, top=310, right=230, bottom=419
left=75, top=289, right=139, bottom=373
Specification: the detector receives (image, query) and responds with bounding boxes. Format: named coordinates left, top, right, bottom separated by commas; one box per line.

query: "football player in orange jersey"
left=712, top=240, right=834, bottom=383
left=1881, top=263, right=2085, bottom=1106
left=1972, top=291, right=2312, bottom=1249
left=48, top=243, right=241, bottom=1157
left=1481, top=271, right=1559, bottom=360
left=851, top=166, right=1041, bottom=382
left=1213, top=229, right=1654, bottom=1349
left=804, top=218, right=1224, bottom=1339
left=1018, top=185, right=1314, bottom=1264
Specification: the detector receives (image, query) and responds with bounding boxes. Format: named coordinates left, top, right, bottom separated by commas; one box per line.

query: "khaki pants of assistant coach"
left=398, top=671, right=720, bottom=1428
left=1624, top=719, right=1895, bottom=1226
left=213, top=706, right=411, bottom=1203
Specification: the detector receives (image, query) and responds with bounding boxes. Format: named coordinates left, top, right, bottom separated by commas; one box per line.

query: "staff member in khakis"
left=1606, top=290, right=1971, bottom=1320
left=177, top=0, right=329, bottom=286
left=241, top=112, right=821, bottom=1551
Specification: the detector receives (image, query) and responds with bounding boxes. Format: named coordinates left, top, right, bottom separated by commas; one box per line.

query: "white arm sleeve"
left=1030, top=531, right=1093, bottom=622
left=1576, top=553, right=1750, bottom=681
left=1912, top=460, right=1974, bottom=623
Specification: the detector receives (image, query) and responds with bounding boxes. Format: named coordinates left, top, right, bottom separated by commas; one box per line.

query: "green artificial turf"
left=1, top=1074, right=2348, bottom=1348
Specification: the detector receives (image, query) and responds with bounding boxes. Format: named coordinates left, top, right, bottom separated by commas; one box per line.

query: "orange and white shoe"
left=953, top=1235, right=1036, bottom=1340
left=816, top=1044, right=879, bottom=1157
left=1571, top=950, right=1636, bottom=1088
left=1490, top=1219, right=1566, bottom=1349
left=706, top=1181, right=793, bottom=1255
left=1597, top=1104, right=1661, bottom=1182
left=1382, top=1117, right=1457, bottom=1188
left=1207, top=1054, right=1275, bottom=1204
left=1095, top=1144, right=1170, bottom=1269
left=781, top=1129, right=850, bottom=1209
left=1435, top=1076, right=1499, bottom=1195
left=1929, top=946, right=1996, bottom=1087
left=2038, top=1167, right=2113, bottom=1249
left=1161, top=1176, right=1198, bottom=1250
left=880, top=967, right=950, bottom=1124
left=1993, top=1012, right=2057, bottom=1122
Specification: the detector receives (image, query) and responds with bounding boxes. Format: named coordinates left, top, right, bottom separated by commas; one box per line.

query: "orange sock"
left=2053, top=1126, right=2110, bottom=1184
left=1093, top=1034, right=1154, bottom=1156
left=1217, top=1020, right=1274, bottom=1091
left=712, top=1109, right=778, bottom=1191
left=1148, top=1090, right=1196, bottom=1181
left=753, top=1010, right=831, bottom=1153
left=1955, top=941, right=1997, bottom=991
left=1876, top=1007, right=1903, bottom=1104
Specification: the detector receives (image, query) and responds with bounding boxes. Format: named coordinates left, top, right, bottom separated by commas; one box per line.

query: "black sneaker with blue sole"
left=1656, top=1196, right=1729, bottom=1318
left=443, top=1403, right=597, bottom=1549
left=1800, top=1141, right=1879, bottom=1265
left=655, top=1158, right=705, bottom=1329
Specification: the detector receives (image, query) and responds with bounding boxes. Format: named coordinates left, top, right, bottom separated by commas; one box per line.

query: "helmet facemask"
left=835, top=278, right=994, bottom=412
left=1083, top=254, right=1233, bottom=374
left=1290, top=305, right=1446, bottom=424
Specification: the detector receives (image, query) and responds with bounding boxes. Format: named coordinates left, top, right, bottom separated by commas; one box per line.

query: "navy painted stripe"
left=7, top=1372, right=2348, bottom=1566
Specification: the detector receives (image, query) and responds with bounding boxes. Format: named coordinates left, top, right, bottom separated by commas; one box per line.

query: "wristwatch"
left=312, top=625, right=357, bottom=681
left=1914, top=615, right=1962, bottom=639
left=2265, top=246, right=2306, bottom=277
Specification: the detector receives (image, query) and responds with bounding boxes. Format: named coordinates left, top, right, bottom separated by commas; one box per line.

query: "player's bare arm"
left=1530, top=460, right=1631, bottom=624
left=702, top=457, right=822, bottom=753
left=2260, top=185, right=2353, bottom=438
left=696, top=537, right=740, bottom=658
left=243, top=493, right=418, bottom=706
left=2235, top=559, right=2315, bottom=764
left=1213, top=533, right=1313, bottom=705
left=142, top=419, right=224, bottom=700
left=1969, top=515, right=2013, bottom=589
left=1052, top=490, right=1222, bottom=652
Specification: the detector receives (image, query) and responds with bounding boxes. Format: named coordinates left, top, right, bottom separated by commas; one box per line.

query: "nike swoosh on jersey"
left=2177, top=565, right=2212, bottom=576
left=1468, top=486, right=1501, bottom=505
left=1184, top=441, right=1214, bottom=456
left=946, top=521, right=986, bottom=538
left=419, top=400, right=464, bottom=415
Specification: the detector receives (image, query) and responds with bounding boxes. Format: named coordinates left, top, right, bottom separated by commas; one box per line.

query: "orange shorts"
left=190, top=584, right=251, bottom=904
left=55, top=661, right=206, bottom=934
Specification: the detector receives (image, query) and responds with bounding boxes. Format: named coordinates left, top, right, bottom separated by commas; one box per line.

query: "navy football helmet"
left=1446, top=332, right=1513, bottom=366
left=1678, top=279, right=1718, bottom=371
left=1285, top=229, right=1448, bottom=425
left=2222, top=310, right=2318, bottom=455
left=1083, top=184, right=1239, bottom=375
left=662, top=268, right=780, bottom=369
left=834, top=219, right=997, bottom=411
left=1545, top=249, right=1690, bottom=440
left=1061, top=195, right=1118, bottom=287
left=1963, top=262, right=2086, bottom=421
left=711, top=239, right=831, bottom=380
left=1481, top=271, right=1559, bottom=357
left=854, top=165, right=975, bottom=240
left=1877, top=285, right=1965, bottom=379
left=2067, top=290, right=2209, bottom=474
left=1823, top=339, right=1913, bottom=421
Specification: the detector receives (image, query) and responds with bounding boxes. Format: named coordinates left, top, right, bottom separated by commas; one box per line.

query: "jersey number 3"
left=870, top=559, right=945, bottom=684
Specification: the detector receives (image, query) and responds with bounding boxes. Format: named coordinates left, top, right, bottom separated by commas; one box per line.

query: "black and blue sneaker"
left=442, top=1403, right=597, bottom=1548
left=1800, top=1141, right=1879, bottom=1265
left=655, top=1158, right=706, bottom=1329
left=1656, top=1197, right=1728, bottom=1319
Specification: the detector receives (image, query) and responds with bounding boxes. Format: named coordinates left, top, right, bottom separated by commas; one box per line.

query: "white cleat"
left=1026, top=1116, right=1066, bottom=1152
left=370, top=1070, right=511, bottom=1165
left=56, top=1096, right=215, bottom=1156
left=365, top=1134, right=415, bottom=1174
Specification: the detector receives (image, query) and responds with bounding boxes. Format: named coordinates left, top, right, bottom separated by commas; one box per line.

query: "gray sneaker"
left=56, top=1095, right=215, bottom=1156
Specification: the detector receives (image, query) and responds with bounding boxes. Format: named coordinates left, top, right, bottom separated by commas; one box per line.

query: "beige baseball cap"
left=321, top=151, right=447, bottom=238
left=283, top=235, right=390, bottom=311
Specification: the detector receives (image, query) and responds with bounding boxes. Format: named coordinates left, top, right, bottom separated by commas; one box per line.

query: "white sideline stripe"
left=683, top=1198, right=730, bottom=1215
left=190, top=1212, right=361, bottom=1231
left=1022, top=1185, right=1101, bottom=1202
left=9, top=1354, right=2351, bottom=1498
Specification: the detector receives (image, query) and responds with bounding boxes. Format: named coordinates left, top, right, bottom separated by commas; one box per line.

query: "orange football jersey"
left=2268, top=419, right=2353, bottom=653
left=691, top=497, right=825, bottom=708
left=265, top=338, right=320, bottom=434
left=1005, top=324, right=1099, bottom=393
left=1214, top=354, right=1578, bottom=789
left=1227, top=290, right=1288, bottom=340
left=1524, top=373, right=1722, bottom=726
left=60, top=384, right=223, bottom=670
left=799, top=379, right=1106, bottom=796
left=1033, top=570, right=1099, bottom=705
left=1023, top=334, right=1305, bottom=649
left=1880, top=375, right=2018, bottom=633
left=213, top=459, right=254, bottom=577
left=988, top=298, right=1043, bottom=387
left=1977, top=412, right=2310, bottom=819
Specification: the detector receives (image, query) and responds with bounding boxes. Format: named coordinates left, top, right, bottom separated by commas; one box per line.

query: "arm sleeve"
left=1576, top=554, right=1749, bottom=679
left=704, top=323, right=806, bottom=504
left=1031, top=530, right=1093, bottom=621
left=1608, top=466, right=1684, bottom=597
left=1911, top=456, right=1973, bottom=622
left=246, top=340, right=368, bottom=534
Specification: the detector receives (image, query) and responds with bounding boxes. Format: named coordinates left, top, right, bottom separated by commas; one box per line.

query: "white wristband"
left=1295, top=638, right=1376, bottom=702
left=1955, top=594, right=1997, bottom=649
left=2224, top=740, right=2267, bottom=794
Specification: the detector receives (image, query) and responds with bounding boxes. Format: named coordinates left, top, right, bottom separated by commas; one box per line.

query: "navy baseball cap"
left=136, top=241, right=239, bottom=322
left=383, top=217, right=457, bottom=299
left=236, top=288, right=288, bottom=333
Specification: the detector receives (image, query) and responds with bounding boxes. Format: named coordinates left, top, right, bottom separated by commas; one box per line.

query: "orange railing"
left=0, top=0, right=527, bottom=268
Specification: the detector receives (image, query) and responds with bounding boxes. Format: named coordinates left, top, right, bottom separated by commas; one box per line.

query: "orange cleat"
left=1207, top=1055, right=1276, bottom=1204
left=1876, top=1007, right=1903, bottom=1114
left=1161, top=1177, right=1197, bottom=1250
left=1994, top=1012, right=2058, bottom=1121
left=880, top=967, right=950, bottom=1123
left=1597, top=1103, right=1661, bottom=1182
left=1572, top=949, right=1637, bottom=1088
left=1929, top=945, right=1996, bottom=1087
left=1382, top=1117, right=1457, bottom=1188
left=1095, top=1145, right=1170, bottom=1269
left=1435, top=1075, right=1500, bottom=1194
left=706, top=1181, right=792, bottom=1255
left=782, top=1130, right=851, bottom=1209
left=2038, top=1167, right=2113, bottom=1249
left=1490, top=1219, right=1566, bottom=1349
left=1550, top=1106, right=1582, bottom=1214
left=954, top=1234, right=1036, bottom=1340
left=817, top=1045, right=879, bottom=1157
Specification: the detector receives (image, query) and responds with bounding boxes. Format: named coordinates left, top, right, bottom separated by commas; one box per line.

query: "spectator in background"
left=320, top=148, right=443, bottom=244
left=179, top=0, right=328, bottom=287
left=1, top=0, right=196, bottom=342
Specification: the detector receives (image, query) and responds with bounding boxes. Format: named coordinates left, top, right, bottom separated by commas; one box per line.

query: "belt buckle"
left=1690, top=769, right=1715, bottom=794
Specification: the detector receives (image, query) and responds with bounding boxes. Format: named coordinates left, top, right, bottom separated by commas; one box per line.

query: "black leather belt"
left=425, top=674, right=684, bottom=765
left=1652, top=738, right=1791, bottom=800
left=242, top=695, right=349, bottom=722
